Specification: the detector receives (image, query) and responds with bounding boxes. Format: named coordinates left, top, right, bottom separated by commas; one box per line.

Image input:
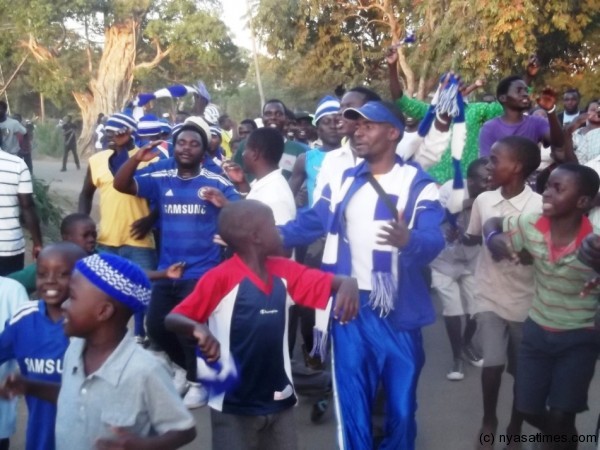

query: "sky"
left=221, top=0, right=252, bottom=50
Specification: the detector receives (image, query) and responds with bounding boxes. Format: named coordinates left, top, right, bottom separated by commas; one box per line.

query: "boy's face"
left=62, top=271, right=105, bottom=337
left=467, top=164, right=489, bottom=199
left=317, top=115, right=342, bottom=149
left=36, top=252, right=76, bottom=308
left=502, top=80, right=531, bottom=111
left=542, top=169, right=587, bottom=218
left=64, top=220, right=97, bottom=255
left=486, top=143, right=520, bottom=189
left=174, top=130, right=205, bottom=168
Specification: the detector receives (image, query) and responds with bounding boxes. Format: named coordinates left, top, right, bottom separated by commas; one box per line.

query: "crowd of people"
left=0, top=49, right=599, bottom=450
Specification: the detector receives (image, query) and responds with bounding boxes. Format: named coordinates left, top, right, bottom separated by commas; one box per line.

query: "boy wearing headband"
left=2, top=254, right=196, bottom=449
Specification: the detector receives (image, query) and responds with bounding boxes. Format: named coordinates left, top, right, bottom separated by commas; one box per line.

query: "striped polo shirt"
left=0, top=150, right=32, bottom=256
left=504, top=213, right=600, bottom=330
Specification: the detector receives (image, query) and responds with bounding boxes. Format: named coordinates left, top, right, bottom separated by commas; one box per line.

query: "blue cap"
left=75, top=254, right=151, bottom=313
left=343, top=101, right=404, bottom=132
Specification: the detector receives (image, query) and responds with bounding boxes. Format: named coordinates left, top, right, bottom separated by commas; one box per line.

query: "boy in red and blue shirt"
left=166, top=200, right=358, bottom=450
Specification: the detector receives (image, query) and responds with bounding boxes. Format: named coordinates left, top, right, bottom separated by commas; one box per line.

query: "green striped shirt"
left=503, top=213, right=599, bottom=330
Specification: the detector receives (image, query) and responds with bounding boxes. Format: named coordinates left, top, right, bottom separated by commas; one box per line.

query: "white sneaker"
left=446, top=359, right=465, bottom=381
left=183, top=382, right=208, bottom=409
left=173, top=366, right=189, bottom=396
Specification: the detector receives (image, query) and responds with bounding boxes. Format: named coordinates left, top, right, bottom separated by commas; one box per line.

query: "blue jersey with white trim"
left=0, top=301, right=67, bottom=450
left=135, top=167, right=240, bottom=279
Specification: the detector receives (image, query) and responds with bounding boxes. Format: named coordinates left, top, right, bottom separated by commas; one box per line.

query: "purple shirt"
left=478, top=115, right=549, bottom=156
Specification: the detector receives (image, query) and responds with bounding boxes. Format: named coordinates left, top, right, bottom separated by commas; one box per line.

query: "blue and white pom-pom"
left=196, top=350, right=239, bottom=396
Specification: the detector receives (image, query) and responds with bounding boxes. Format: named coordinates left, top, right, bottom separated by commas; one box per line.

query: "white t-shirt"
left=0, top=150, right=33, bottom=256
left=313, top=142, right=361, bottom=203
left=247, top=169, right=296, bottom=225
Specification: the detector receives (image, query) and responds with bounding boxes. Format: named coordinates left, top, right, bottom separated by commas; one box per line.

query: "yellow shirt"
left=221, top=129, right=232, bottom=159
left=89, top=149, right=155, bottom=249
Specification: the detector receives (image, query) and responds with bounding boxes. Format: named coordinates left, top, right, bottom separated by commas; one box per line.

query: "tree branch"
left=0, top=54, right=29, bottom=97
left=134, top=39, right=172, bottom=71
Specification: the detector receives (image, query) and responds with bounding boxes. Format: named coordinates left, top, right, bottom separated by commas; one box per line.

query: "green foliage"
left=32, top=178, right=64, bottom=242
left=34, top=122, right=64, bottom=158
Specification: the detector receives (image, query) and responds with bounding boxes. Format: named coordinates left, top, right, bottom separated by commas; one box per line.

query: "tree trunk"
left=74, top=19, right=140, bottom=155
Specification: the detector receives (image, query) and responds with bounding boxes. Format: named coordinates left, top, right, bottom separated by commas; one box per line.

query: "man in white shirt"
left=0, top=148, right=42, bottom=275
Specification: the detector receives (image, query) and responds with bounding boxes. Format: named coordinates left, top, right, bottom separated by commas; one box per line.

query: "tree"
left=0, top=0, right=246, bottom=153
left=250, top=0, right=599, bottom=101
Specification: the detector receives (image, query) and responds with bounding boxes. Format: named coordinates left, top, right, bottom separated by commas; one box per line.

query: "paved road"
left=9, top=156, right=599, bottom=449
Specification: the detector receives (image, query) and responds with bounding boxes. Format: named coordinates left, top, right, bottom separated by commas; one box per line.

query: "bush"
left=33, top=122, right=64, bottom=158
left=32, top=178, right=64, bottom=242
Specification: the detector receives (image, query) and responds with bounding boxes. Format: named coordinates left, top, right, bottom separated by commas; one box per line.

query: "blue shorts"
left=516, top=318, right=600, bottom=415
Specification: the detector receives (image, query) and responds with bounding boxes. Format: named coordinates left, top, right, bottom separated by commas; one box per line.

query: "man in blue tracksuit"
left=279, top=101, right=445, bottom=450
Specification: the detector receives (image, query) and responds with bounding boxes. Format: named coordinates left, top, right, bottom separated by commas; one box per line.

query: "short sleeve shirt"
left=134, top=167, right=240, bottom=279
left=0, top=150, right=32, bottom=256
left=466, top=186, right=542, bottom=321
left=247, top=170, right=296, bottom=225
left=478, top=115, right=549, bottom=157
left=504, top=213, right=600, bottom=330
left=55, top=336, right=194, bottom=450
left=0, top=118, right=26, bottom=155
left=173, top=255, right=333, bottom=415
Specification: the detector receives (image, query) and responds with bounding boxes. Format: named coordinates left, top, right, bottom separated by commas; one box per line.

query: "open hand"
left=134, top=141, right=164, bottom=162
left=200, top=187, right=228, bottom=208
left=536, top=86, right=558, bottom=112
left=333, top=277, right=359, bottom=324
left=193, top=327, right=220, bottom=363
left=377, top=213, right=410, bottom=248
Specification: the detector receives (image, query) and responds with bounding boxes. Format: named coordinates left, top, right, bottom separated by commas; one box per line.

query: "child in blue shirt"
left=0, top=242, right=86, bottom=450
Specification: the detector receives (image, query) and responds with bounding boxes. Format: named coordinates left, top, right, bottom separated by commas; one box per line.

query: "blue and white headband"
left=76, top=254, right=151, bottom=313
left=105, top=113, right=137, bottom=135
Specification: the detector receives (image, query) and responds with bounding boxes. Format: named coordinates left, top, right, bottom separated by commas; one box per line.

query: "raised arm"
left=113, top=143, right=162, bottom=195
left=537, top=87, right=565, bottom=148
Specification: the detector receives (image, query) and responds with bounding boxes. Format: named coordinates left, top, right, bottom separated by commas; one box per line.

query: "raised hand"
left=526, top=55, right=540, bottom=78
left=536, top=86, right=558, bottom=112
left=134, top=140, right=164, bottom=162
left=385, top=46, right=399, bottom=65
left=223, top=162, right=246, bottom=185
left=200, top=187, right=228, bottom=208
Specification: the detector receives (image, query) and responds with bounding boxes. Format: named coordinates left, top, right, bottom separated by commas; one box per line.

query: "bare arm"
left=0, top=374, right=59, bottom=404
left=288, top=153, right=307, bottom=197
left=96, top=428, right=197, bottom=450
left=18, top=193, right=42, bottom=257
left=78, top=166, right=96, bottom=214
left=165, top=313, right=220, bottom=362
left=113, top=155, right=141, bottom=195
left=386, top=47, right=403, bottom=100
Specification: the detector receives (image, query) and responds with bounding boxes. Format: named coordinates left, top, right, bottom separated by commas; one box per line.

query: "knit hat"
left=313, top=95, right=340, bottom=125
left=75, top=254, right=151, bottom=313
left=159, top=119, right=172, bottom=135
left=209, top=126, right=222, bottom=139
left=137, top=114, right=163, bottom=138
left=182, top=116, right=211, bottom=150
left=105, top=113, right=137, bottom=135
left=203, top=104, right=220, bottom=125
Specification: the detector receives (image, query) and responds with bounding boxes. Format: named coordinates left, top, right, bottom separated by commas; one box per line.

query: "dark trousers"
left=0, top=253, right=24, bottom=277
left=146, top=278, right=198, bottom=381
left=62, top=144, right=80, bottom=170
